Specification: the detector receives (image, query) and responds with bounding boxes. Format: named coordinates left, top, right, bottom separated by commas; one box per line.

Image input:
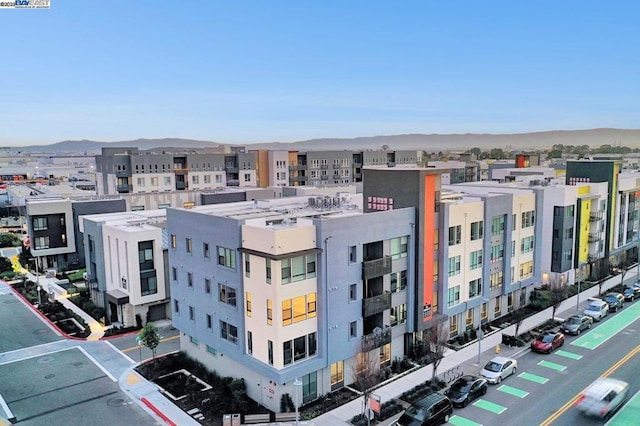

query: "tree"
left=138, top=323, right=160, bottom=364
left=423, top=321, right=449, bottom=380
left=351, top=346, right=379, bottom=424
left=489, top=148, right=506, bottom=160
left=0, top=233, right=20, bottom=248
left=511, top=307, right=528, bottom=341
left=0, top=257, right=12, bottom=274
left=548, top=274, right=568, bottom=321
left=18, top=243, right=33, bottom=270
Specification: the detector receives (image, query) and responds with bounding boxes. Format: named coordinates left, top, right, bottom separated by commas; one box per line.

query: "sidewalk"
left=313, top=270, right=637, bottom=426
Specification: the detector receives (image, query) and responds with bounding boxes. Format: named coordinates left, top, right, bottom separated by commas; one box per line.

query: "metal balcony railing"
left=361, top=327, right=392, bottom=352
left=362, top=292, right=392, bottom=317
left=362, top=256, right=392, bottom=279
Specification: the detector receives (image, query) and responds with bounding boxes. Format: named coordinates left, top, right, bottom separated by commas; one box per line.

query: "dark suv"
left=604, top=293, right=624, bottom=312
left=395, top=393, right=453, bottom=425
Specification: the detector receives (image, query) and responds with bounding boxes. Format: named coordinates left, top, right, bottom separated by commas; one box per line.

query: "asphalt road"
left=445, top=298, right=640, bottom=426
left=107, top=323, right=180, bottom=363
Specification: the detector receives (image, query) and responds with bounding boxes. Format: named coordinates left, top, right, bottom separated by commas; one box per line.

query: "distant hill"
left=12, top=129, right=640, bottom=153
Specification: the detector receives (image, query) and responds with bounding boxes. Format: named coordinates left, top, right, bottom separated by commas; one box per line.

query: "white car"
left=480, top=356, right=517, bottom=384
left=575, top=377, right=628, bottom=418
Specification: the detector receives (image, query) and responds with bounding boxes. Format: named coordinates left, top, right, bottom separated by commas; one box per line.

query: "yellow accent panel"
left=609, top=164, right=621, bottom=252
left=577, top=185, right=591, bottom=196
left=578, top=199, right=590, bottom=264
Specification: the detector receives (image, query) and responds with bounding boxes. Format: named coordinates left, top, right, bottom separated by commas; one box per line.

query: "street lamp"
left=293, top=377, right=302, bottom=426
left=29, top=257, right=40, bottom=305
left=576, top=263, right=586, bottom=312
left=477, top=298, right=491, bottom=365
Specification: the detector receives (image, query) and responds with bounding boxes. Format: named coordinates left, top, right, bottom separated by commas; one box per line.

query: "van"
left=583, top=299, right=609, bottom=322
left=395, top=392, right=453, bottom=426
left=575, top=377, right=628, bottom=418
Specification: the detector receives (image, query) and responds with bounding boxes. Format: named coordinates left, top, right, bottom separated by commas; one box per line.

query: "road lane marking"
left=473, top=399, right=506, bottom=414
left=572, top=302, right=640, bottom=350
left=518, top=372, right=548, bottom=384
left=449, top=415, right=483, bottom=426
left=555, top=350, right=582, bottom=360
left=538, top=360, right=566, bottom=371
left=497, top=385, right=529, bottom=398
left=540, top=344, right=640, bottom=426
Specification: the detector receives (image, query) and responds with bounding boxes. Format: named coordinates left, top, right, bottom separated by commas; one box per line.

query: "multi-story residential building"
left=25, top=196, right=126, bottom=270
left=80, top=210, right=169, bottom=326
left=94, top=147, right=257, bottom=195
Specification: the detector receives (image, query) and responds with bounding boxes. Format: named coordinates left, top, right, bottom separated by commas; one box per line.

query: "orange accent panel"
left=422, top=175, right=436, bottom=321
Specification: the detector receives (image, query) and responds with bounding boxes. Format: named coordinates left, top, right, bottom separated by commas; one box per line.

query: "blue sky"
left=1, top=1, right=639, bottom=146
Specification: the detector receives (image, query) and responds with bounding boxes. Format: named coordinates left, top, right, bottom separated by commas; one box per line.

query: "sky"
left=1, top=1, right=639, bottom=146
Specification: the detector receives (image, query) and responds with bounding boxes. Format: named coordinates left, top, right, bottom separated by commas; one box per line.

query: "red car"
left=531, top=332, right=565, bottom=353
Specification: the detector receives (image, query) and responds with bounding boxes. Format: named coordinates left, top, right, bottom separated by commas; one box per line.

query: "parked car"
left=604, top=293, right=625, bottom=312
left=480, top=356, right=517, bottom=384
left=561, top=315, right=593, bottom=335
left=583, top=299, right=609, bottom=322
left=531, top=332, right=565, bottom=353
left=395, top=392, right=453, bottom=426
left=575, top=377, right=629, bottom=419
left=445, top=375, right=488, bottom=407
left=623, top=286, right=640, bottom=301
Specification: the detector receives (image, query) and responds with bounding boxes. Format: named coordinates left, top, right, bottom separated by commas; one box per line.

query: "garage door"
left=148, top=303, right=167, bottom=322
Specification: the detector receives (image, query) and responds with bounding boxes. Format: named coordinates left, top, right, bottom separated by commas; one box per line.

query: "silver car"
left=480, top=356, right=517, bottom=384
left=576, top=377, right=628, bottom=418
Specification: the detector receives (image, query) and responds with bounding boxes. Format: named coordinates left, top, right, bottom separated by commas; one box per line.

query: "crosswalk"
left=448, top=347, right=585, bottom=426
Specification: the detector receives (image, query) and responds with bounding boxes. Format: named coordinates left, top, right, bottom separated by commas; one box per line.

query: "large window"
left=33, top=217, right=47, bottom=231
left=220, top=320, right=238, bottom=344
left=34, top=236, right=50, bottom=249
left=469, top=278, right=482, bottom=298
left=490, top=244, right=504, bottom=263
left=330, top=361, right=344, bottom=390
left=390, top=236, right=408, bottom=259
left=448, top=225, right=461, bottom=246
left=492, top=215, right=505, bottom=235
left=448, top=256, right=461, bottom=277
left=302, top=372, right=318, bottom=404
left=282, top=293, right=316, bottom=325
left=447, top=286, right=460, bottom=307
left=519, top=261, right=534, bottom=278
left=521, top=211, right=535, bottom=228
left=283, top=332, right=317, bottom=365
left=520, top=236, right=534, bottom=253
left=140, top=274, right=157, bottom=296
left=217, top=247, right=236, bottom=269
left=138, top=241, right=154, bottom=272
left=470, top=250, right=483, bottom=269
left=281, top=254, right=316, bottom=284
left=219, top=283, right=237, bottom=307
left=470, top=221, right=483, bottom=240
left=490, top=271, right=503, bottom=290
left=390, top=304, right=407, bottom=326
left=390, top=270, right=407, bottom=293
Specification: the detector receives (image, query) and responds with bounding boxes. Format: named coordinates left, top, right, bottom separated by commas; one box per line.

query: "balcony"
left=589, top=211, right=604, bottom=222
left=321, top=175, right=329, bottom=180
left=320, top=164, right=329, bottom=170
left=362, top=327, right=392, bottom=352
left=175, top=181, right=187, bottom=190
left=362, top=292, right=392, bottom=317
left=333, top=164, right=341, bottom=169
left=362, top=256, right=392, bottom=279
left=289, top=165, right=299, bottom=171
left=115, top=170, right=129, bottom=178
left=116, top=184, right=132, bottom=193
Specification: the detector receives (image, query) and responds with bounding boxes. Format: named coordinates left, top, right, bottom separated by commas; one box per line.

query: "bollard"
left=495, top=344, right=501, bottom=354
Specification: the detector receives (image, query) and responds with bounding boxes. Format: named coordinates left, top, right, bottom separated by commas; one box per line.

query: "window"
left=187, top=272, right=193, bottom=288
left=330, top=361, right=344, bottom=389
left=481, top=303, right=488, bottom=320
left=491, top=244, right=504, bottom=263
left=492, top=215, right=505, bottom=235
left=293, top=295, right=306, bottom=323
left=350, top=321, right=357, bottom=338
left=267, top=299, right=273, bottom=325
left=140, top=274, right=157, bottom=296
left=190, top=335, right=199, bottom=345
left=469, top=278, right=482, bottom=298
left=450, top=315, right=458, bottom=334
left=191, top=175, right=199, bottom=184
left=174, top=299, right=179, bottom=314
left=521, top=210, right=535, bottom=228
left=33, top=217, right=47, bottom=231
left=171, top=234, right=176, bottom=248
left=490, top=272, right=503, bottom=290
left=247, top=331, right=253, bottom=355
left=390, top=270, right=407, bottom=293
left=171, top=267, right=177, bottom=281
left=34, top=236, right=50, bottom=249
left=349, top=283, right=357, bottom=301
left=244, top=173, right=251, bottom=182
left=447, top=255, right=461, bottom=277
left=204, top=174, right=211, bottom=184
left=447, top=286, right=460, bottom=307
left=494, top=296, right=501, bottom=314
left=349, top=246, right=357, bottom=263
left=281, top=254, right=315, bottom=283
left=433, top=230, right=439, bottom=250
left=519, top=261, right=534, bottom=278
left=521, top=236, right=534, bottom=253
left=448, top=225, right=461, bottom=246
left=150, top=177, right=158, bottom=186
left=203, top=242, right=210, bottom=259
left=307, top=293, right=316, bottom=318
left=244, top=254, right=250, bottom=277
left=507, top=293, right=514, bottom=311
left=246, top=292, right=252, bottom=317
left=137, top=177, right=145, bottom=187
left=217, top=246, right=236, bottom=269
left=186, top=238, right=192, bottom=254
left=470, top=221, right=483, bottom=240
left=390, top=236, right=408, bottom=259
left=283, top=341, right=292, bottom=366
left=164, top=177, right=171, bottom=185
left=206, top=314, right=212, bottom=330
left=294, top=335, right=306, bottom=361
left=380, top=343, right=391, bottom=365
left=268, top=340, right=274, bottom=365
left=219, top=283, right=236, bottom=306
left=220, top=320, right=238, bottom=344
left=138, top=241, right=153, bottom=267
left=282, top=299, right=292, bottom=325
left=470, top=250, right=483, bottom=269
left=189, top=306, right=195, bottom=321
left=282, top=332, right=317, bottom=366
left=390, top=304, right=407, bottom=326
left=205, top=278, right=211, bottom=294
left=266, top=259, right=271, bottom=283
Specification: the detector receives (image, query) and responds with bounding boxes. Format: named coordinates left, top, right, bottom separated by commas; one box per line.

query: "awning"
left=106, top=289, right=129, bottom=305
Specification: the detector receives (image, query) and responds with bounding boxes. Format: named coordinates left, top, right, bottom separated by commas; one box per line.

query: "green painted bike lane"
left=572, top=302, right=640, bottom=350
left=606, top=389, right=640, bottom=425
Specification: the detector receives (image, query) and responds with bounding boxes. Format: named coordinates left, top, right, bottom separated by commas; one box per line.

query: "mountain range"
left=11, top=128, right=640, bottom=154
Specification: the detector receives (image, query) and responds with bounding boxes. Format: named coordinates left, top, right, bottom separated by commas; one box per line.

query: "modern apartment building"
left=166, top=194, right=416, bottom=411
left=94, top=147, right=257, bottom=195
left=80, top=210, right=169, bottom=326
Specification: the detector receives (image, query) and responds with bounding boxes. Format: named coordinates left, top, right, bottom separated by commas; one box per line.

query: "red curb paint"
left=141, top=397, right=177, bottom=426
